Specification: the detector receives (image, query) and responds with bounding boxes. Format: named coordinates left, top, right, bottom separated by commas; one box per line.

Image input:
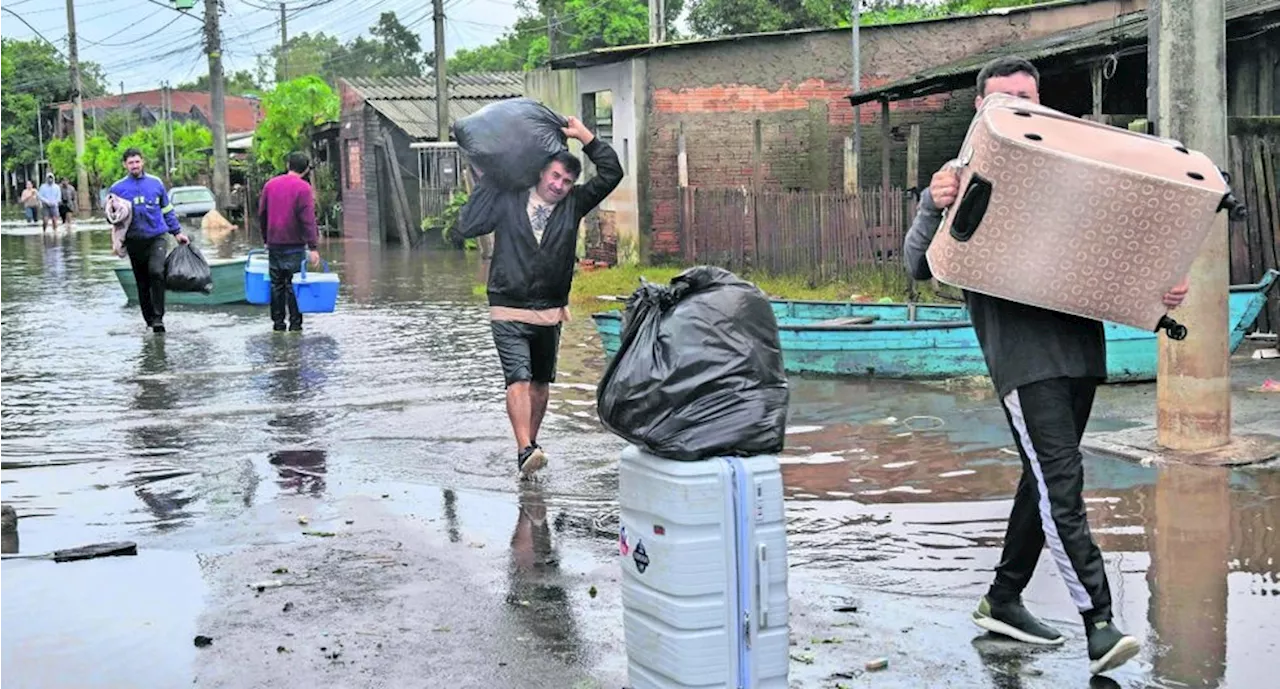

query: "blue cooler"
left=245, top=249, right=271, bottom=305
left=292, top=260, right=340, bottom=313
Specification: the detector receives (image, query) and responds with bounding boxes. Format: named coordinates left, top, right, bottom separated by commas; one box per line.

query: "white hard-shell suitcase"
left=618, top=445, right=790, bottom=689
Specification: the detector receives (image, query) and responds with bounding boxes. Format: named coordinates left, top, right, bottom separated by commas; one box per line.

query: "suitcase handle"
left=949, top=173, right=993, bottom=243
left=756, top=544, right=770, bottom=629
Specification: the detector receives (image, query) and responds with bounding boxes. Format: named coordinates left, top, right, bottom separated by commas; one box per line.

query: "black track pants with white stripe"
left=988, top=376, right=1113, bottom=624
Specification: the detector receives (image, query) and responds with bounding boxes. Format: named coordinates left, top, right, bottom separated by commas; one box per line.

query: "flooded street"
left=2, top=221, right=1278, bottom=688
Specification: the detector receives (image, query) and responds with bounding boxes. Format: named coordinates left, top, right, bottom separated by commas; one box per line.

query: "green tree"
left=253, top=76, right=340, bottom=173
left=261, top=31, right=344, bottom=84
left=176, top=70, right=262, bottom=97
left=337, top=11, right=427, bottom=78
left=1, top=38, right=107, bottom=172
left=687, top=0, right=1048, bottom=36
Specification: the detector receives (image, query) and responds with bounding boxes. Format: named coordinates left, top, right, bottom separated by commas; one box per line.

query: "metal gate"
left=413, top=142, right=464, bottom=227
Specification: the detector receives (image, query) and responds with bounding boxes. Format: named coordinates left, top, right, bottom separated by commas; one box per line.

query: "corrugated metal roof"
left=342, top=73, right=524, bottom=139
left=343, top=73, right=523, bottom=101
left=847, top=0, right=1280, bottom=105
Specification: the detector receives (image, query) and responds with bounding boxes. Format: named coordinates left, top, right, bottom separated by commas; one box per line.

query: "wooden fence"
left=679, top=186, right=915, bottom=282
left=1226, top=131, right=1279, bottom=334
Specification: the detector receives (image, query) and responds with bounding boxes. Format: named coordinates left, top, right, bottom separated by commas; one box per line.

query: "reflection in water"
left=2, top=525, right=18, bottom=555
left=443, top=488, right=462, bottom=543
left=268, top=450, right=328, bottom=495
left=507, top=485, right=583, bottom=662
left=1146, top=465, right=1229, bottom=687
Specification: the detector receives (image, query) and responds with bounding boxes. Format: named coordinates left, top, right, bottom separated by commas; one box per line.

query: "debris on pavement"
left=1256, top=379, right=1280, bottom=393
left=249, top=580, right=285, bottom=592
left=790, top=651, right=815, bottom=664
left=302, top=531, right=336, bottom=538
left=1252, top=348, right=1278, bottom=359
left=866, top=657, right=890, bottom=672
left=194, top=635, right=214, bottom=648
left=588, top=585, right=598, bottom=598
left=297, top=515, right=310, bottom=525
left=1, top=541, right=139, bottom=563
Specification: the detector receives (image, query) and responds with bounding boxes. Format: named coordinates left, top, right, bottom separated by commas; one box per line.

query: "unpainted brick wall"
left=641, top=3, right=1143, bottom=259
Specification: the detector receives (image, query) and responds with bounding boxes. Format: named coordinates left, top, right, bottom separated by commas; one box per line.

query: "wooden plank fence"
left=679, top=186, right=914, bottom=283
left=1226, top=131, right=1279, bottom=334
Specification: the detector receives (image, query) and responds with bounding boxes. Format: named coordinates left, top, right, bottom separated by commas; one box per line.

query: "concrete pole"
left=433, top=0, right=449, bottom=142
left=1149, top=0, right=1231, bottom=450
left=280, top=3, right=288, bottom=81
left=649, top=0, right=666, bottom=43
left=65, top=0, right=91, bottom=216
left=205, top=0, right=231, bottom=206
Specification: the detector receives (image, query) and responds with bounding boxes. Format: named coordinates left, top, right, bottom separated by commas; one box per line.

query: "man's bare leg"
left=529, top=382, right=550, bottom=447
left=506, top=381, right=535, bottom=450
left=507, top=381, right=546, bottom=477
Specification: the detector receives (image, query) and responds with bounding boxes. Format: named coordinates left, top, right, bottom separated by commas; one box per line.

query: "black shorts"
left=492, top=320, right=561, bottom=386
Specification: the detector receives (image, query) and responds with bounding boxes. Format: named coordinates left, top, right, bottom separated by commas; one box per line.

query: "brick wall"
left=640, top=1, right=1147, bottom=259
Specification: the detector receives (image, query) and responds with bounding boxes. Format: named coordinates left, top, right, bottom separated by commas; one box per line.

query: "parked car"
left=168, top=185, right=216, bottom=219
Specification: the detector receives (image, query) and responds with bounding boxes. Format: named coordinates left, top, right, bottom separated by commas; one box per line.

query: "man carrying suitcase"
left=903, top=55, right=1189, bottom=675
left=457, top=116, right=623, bottom=479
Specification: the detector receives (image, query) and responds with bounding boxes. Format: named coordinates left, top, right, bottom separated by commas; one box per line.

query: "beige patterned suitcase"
left=925, top=93, right=1246, bottom=339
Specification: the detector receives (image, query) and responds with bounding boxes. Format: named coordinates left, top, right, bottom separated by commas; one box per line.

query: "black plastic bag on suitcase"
left=164, top=242, right=213, bottom=293
left=452, top=97, right=568, bottom=191
left=597, top=266, right=789, bottom=461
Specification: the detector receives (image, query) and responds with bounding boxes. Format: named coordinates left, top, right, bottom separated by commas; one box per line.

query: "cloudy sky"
left=1, top=0, right=525, bottom=92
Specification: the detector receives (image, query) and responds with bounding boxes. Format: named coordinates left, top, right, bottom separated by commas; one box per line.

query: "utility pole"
left=851, top=0, right=861, bottom=190
left=65, top=0, right=92, bottom=215
left=1149, top=0, right=1231, bottom=451
left=36, top=98, right=45, bottom=179
left=280, top=2, right=288, bottom=82
left=649, top=0, right=666, bottom=43
left=205, top=0, right=230, bottom=206
left=432, top=0, right=449, bottom=142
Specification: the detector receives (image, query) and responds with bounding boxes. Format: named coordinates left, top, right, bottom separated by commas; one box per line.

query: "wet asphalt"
left=1, top=220, right=1278, bottom=688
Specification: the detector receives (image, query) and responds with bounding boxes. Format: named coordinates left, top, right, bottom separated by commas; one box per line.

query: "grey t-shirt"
left=903, top=188, right=1106, bottom=398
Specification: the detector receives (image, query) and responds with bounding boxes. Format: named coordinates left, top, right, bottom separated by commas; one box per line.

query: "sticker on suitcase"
left=633, top=540, right=650, bottom=574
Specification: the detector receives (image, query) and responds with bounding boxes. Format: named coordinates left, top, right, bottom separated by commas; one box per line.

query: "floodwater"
left=1, top=220, right=1277, bottom=688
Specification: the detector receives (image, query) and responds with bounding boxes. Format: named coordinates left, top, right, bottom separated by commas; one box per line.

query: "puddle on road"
left=2, top=226, right=1278, bottom=687
left=2, top=548, right=206, bottom=689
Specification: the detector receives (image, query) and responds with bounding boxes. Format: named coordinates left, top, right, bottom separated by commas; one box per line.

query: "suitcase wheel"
left=1158, top=316, right=1188, bottom=341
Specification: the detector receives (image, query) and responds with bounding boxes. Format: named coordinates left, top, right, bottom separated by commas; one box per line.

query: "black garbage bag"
left=164, top=243, right=213, bottom=294
left=452, top=97, right=568, bottom=191
left=596, top=266, right=789, bottom=461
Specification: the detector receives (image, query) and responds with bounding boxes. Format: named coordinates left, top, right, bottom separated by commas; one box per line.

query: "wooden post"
left=1091, top=62, right=1104, bottom=117
left=843, top=136, right=858, bottom=194
left=879, top=98, right=891, bottom=202
left=751, top=119, right=763, bottom=266
left=906, top=123, right=921, bottom=194
left=677, top=131, right=688, bottom=187
left=379, top=131, right=414, bottom=247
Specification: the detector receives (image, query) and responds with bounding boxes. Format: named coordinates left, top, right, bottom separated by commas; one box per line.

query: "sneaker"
left=273, top=324, right=287, bottom=332
left=972, top=595, right=1066, bottom=646
left=517, top=445, right=547, bottom=479
left=1087, top=621, right=1140, bottom=675
left=152, top=321, right=166, bottom=334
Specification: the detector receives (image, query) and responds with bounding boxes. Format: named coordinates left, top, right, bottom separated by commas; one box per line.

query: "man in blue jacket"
left=110, top=148, right=189, bottom=333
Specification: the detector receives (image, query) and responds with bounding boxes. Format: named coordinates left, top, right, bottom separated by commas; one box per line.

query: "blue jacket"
left=109, top=173, right=180, bottom=239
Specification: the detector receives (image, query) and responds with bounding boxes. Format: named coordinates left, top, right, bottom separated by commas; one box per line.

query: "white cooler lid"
left=293, top=272, right=340, bottom=284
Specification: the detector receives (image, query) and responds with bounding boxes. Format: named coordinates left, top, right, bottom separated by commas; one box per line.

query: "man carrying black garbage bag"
left=110, top=148, right=190, bottom=333
left=457, top=116, right=623, bottom=480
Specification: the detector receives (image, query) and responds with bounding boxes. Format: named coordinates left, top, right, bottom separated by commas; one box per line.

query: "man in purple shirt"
left=258, top=152, right=322, bottom=332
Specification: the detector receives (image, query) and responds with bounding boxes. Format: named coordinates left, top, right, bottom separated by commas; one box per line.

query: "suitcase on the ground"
left=926, top=93, right=1247, bottom=339
left=618, top=445, right=790, bottom=689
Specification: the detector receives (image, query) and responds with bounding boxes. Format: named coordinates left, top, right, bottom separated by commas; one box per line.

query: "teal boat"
left=590, top=270, right=1278, bottom=383
left=112, top=256, right=249, bottom=305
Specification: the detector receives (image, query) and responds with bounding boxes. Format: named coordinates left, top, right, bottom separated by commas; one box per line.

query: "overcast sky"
left=1, top=0, right=528, bottom=92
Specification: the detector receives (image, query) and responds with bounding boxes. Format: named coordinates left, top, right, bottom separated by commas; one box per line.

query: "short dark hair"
left=544, top=150, right=582, bottom=179
left=976, top=56, right=1040, bottom=96
left=122, top=147, right=143, bottom=162
left=287, top=151, right=310, bottom=174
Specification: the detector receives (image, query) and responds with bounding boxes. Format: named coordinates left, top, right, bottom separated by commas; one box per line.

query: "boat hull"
left=590, top=270, right=1277, bottom=383
left=112, top=257, right=249, bottom=306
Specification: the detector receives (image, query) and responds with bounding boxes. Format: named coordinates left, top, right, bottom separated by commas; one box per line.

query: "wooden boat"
left=112, top=256, right=249, bottom=306
left=590, top=270, right=1278, bottom=383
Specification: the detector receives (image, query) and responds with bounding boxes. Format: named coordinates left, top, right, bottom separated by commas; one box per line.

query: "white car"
left=168, top=185, right=216, bottom=219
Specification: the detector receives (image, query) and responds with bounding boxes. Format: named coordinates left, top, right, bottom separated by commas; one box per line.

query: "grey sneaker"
left=1087, top=621, right=1140, bottom=675
left=972, top=595, right=1066, bottom=646
left=517, top=445, right=547, bottom=479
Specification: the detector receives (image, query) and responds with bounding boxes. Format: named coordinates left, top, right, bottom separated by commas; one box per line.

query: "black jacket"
left=458, top=138, right=624, bottom=310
